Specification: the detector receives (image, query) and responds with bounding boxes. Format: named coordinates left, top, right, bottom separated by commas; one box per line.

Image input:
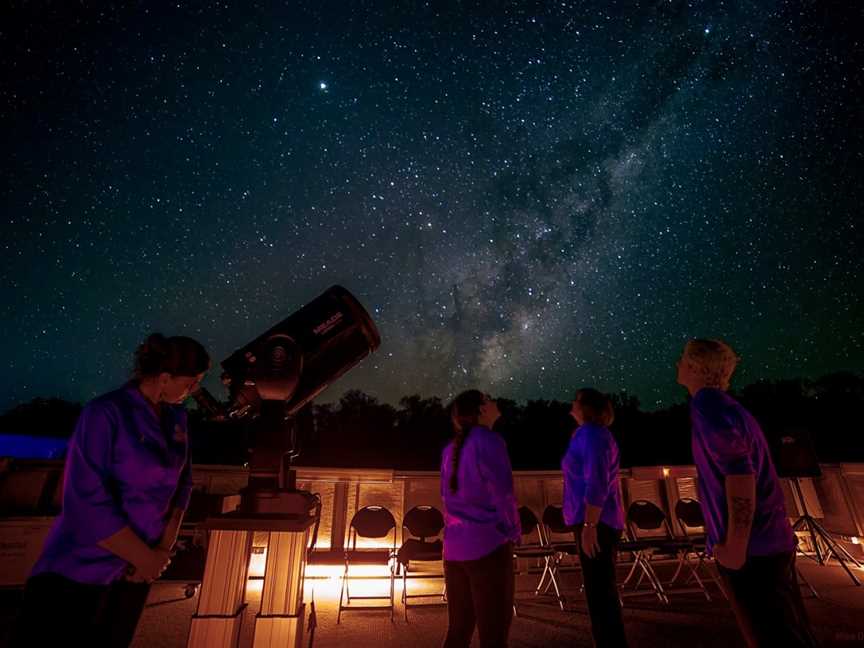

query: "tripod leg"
left=799, top=518, right=862, bottom=586
left=796, top=566, right=819, bottom=599
left=811, top=519, right=863, bottom=567
left=807, top=518, right=826, bottom=565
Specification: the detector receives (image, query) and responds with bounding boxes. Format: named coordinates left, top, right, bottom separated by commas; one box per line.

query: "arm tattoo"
left=730, top=496, right=753, bottom=530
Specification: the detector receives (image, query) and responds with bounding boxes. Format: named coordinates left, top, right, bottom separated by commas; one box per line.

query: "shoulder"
left=81, top=386, right=130, bottom=422
left=580, top=423, right=611, bottom=445
left=71, top=388, right=129, bottom=448
left=473, top=425, right=505, bottom=449
left=691, top=389, right=739, bottom=431
left=441, top=439, right=455, bottom=460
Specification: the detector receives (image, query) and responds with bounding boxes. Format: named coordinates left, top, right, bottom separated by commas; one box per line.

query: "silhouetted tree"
left=393, top=395, right=450, bottom=470
left=6, top=371, right=864, bottom=466
left=0, top=398, right=82, bottom=438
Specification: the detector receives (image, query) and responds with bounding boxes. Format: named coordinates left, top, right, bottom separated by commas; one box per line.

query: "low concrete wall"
left=2, top=460, right=862, bottom=585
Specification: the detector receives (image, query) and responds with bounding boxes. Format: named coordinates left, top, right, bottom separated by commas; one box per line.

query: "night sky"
left=2, top=1, right=862, bottom=413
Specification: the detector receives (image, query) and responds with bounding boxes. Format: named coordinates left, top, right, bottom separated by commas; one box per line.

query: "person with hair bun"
left=441, top=390, right=520, bottom=648
left=562, top=388, right=628, bottom=648
left=14, top=333, right=209, bottom=648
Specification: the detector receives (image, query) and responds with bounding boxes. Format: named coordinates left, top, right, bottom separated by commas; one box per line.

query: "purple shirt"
left=562, top=423, right=625, bottom=530
left=690, top=388, right=795, bottom=557
left=31, top=382, right=193, bottom=584
left=440, top=425, right=521, bottom=561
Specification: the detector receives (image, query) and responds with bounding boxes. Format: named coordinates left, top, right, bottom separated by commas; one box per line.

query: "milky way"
left=2, top=1, right=862, bottom=411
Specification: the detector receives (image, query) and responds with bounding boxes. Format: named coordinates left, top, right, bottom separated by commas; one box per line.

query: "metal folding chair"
left=619, top=499, right=686, bottom=604
left=676, top=498, right=817, bottom=600
left=670, top=497, right=722, bottom=600
left=513, top=506, right=565, bottom=611
left=397, top=505, right=446, bottom=620
left=540, top=505, right=582, bottom=596
left=337, top=505, right=397, bottom=623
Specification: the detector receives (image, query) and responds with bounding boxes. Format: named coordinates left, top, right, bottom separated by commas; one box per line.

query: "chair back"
left=627, top=499, right=672, bottom=539
left=542, top=505, right=572, bottom=534
left=350, top=506, right=397, bottom=546
left=518, top=506, right=540, bottom=536
left=675, top=498, right=705, bottom=531
left=403, top=505, right=444, bottom=541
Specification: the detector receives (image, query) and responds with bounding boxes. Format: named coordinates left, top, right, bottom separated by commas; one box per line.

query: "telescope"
left=192, top=285, right=380, bottom=516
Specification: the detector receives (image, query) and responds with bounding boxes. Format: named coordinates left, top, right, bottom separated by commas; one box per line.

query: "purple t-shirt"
left=562, top=423, right=625, bottom=530
left=440, top=425, right=521, bottom=561
left=31, top=382, right=193, bottom=584
left=690, top=388, right=795, bottom=557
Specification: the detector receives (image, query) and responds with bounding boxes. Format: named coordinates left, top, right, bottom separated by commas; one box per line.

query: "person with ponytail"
left=440, top=390, right=520, bottom=648
left=15, top=333, right=209, bottom=647
left=562, top=388, right=628, bottom=647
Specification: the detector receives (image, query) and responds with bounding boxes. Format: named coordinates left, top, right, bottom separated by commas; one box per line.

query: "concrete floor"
left=3, top=559, right=864, bottom=647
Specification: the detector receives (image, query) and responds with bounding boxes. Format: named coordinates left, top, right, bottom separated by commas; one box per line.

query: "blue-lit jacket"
left=31, top=382, right=193, bottom=584
left=691, top=388, right=795, bottom=556
left=562, top=422, right=624, bottom=530
left=441, top=425, right=521, bottom=561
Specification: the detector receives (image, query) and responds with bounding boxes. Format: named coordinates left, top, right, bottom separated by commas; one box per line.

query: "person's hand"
left=131, top=547, right=172, bottom=583
left=580, top=524, right=600, bottom=558
left=124, top=565, right=148, bottom=583
left=713, top=542, right=746, bottom=570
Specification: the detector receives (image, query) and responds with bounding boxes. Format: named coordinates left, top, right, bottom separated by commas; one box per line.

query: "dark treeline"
left=2, top=372, right=863, bottom=469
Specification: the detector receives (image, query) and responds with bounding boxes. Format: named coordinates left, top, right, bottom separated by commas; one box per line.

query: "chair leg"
left=402, top=563, right=409, bottom=622
left=535, top=558, right=551, bottom=595
left=702, top=555, right=728, bottom=600
left=638, top=554, right=669, bottom=604
left=621, top=554, right=641, bottom=587
left=548, top=565, right=565, bottom=610
left=667, top=551, right=686, bottom=586
left=337, top=560, right=349, bottom=624
left=390, top=559, right=395, bottom=622
left=634, top=567, right=646, bottom=591
left=686, top=554, right=712, bottom=601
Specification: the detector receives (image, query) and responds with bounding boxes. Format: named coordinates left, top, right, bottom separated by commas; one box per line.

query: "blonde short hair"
left=681, top=339, right=740, bottom=390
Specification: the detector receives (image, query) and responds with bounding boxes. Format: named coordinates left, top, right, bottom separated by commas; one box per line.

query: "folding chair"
left=540, top=505, right=582, bottom=595
left=397, top=505, right=446, bottom=620
left=668, top=497, right=721, bottom=600
left=676, top=498, right=816, bottom=600
left=337, top=505, right=397, bottom=623
left=619, top=499, right=685, bottom=604
left=513, top=506, right=565, bottom=611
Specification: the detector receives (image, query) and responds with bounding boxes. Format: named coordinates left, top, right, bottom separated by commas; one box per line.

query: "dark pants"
left=443, top=541, right=515, bottom=648
left=717, top=551, right=819, bottom=648
left=12, top=572, right=151, bottom=648
left=577, top=523, right=629, bottom=648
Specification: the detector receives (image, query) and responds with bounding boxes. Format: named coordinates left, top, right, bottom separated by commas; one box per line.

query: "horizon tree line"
left=1, top=371, right=862, bottom=469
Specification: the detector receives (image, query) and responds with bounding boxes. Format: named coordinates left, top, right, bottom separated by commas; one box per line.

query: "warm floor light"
left=662, top=467, right=670, bottom=477
left=248, top=546, right=267, bottom=578
left=852, top=536, right=861, bottom=545
left=305, top=563, right=394, bottom=580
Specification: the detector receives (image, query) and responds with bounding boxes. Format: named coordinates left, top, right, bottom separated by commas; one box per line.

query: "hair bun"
left=134, top=332, right=170, bottom=377
left=144, top=333, right=169, bottom=356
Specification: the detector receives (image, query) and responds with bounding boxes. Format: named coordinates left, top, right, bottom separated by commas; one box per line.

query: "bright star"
left=319, top=82, right=328, bottom=90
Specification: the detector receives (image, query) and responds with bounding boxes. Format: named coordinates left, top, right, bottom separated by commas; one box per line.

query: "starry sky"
left=2, top=1, right=862, bottom=413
